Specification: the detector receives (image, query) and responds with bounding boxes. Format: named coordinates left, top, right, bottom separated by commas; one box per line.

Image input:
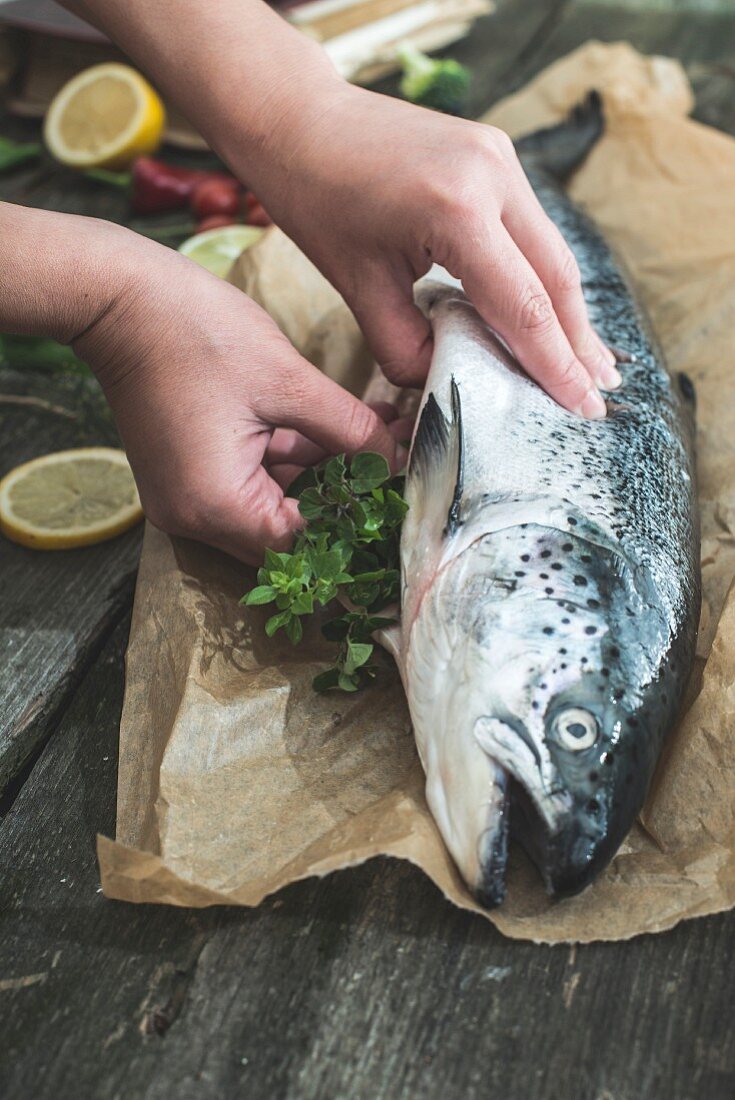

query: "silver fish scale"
left=525, top=165, right=698, bottom=626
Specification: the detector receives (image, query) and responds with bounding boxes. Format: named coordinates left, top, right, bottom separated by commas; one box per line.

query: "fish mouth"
left=509, top=779, right=617, bottom=898
left=470, top=774, right=617, bottom=906
left=470, top=717, right=622, bottom=905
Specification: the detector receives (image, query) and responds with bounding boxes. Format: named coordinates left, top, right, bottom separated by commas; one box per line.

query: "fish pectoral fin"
left=406, top=376, right=464, bottom=537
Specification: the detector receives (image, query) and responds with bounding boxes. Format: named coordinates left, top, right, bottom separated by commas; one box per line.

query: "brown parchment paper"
left=98, top=42, right=735, bottom=942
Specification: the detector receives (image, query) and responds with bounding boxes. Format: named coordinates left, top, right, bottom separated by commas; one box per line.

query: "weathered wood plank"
left=0, top=617, right=733, bottom=1100
left=0, top=370, right=141, bottom=795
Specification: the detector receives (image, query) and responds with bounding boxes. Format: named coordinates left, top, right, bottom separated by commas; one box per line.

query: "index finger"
left=460, top=220, right=607, bottom=419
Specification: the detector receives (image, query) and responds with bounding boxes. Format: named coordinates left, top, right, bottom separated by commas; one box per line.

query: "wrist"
left=215, top=48, right=348, bottom=188
left=0, top=202, right=139, bottom=346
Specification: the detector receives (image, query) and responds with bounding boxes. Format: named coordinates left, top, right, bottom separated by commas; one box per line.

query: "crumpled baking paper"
left=98, top=41, right=735, bottom=942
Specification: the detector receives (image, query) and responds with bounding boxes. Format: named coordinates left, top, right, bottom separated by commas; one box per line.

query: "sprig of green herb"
left=241, top=453, right=407, bottom=692
left=0, top=135, right=42, bottom=174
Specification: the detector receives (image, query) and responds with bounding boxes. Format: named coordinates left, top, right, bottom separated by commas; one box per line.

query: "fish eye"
left=552, top=707, right=599, bottom=751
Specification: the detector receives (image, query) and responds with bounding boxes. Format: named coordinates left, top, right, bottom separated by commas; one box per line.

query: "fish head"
left=474, top=667, right=657, bottom=898
left=406, top=522, right=674, bottom=905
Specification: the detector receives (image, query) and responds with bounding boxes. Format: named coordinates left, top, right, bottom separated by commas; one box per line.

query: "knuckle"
left=427, top=177, right=472, bottom=224
left=553, top=248, right=583, bottom=296
left=518, top=289, right=556, bottom=335
left=343, top=399, right=381, bottom=450
left=487, top=127, right=515, bottom=157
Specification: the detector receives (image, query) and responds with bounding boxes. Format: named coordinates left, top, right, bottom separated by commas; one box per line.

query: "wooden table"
left=2, top=2, right=734, bottom=1096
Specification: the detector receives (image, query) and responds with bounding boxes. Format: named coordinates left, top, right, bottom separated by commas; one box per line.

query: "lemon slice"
left=0, top=448, right=143, bottom=550
left=179, top=224, right=265, bottom=279
left=44, top=63, right=165, bottom=170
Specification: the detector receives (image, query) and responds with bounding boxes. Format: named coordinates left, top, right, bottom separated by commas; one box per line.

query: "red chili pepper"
left=86, top=158, right=244, bottom=215
left=246, top=202, right=273, bottom=227
left=130, top=157, right=237, bottom=215
left=190, top=177, right=241, bottom=219
left=196, top=213, right=239, bottom=232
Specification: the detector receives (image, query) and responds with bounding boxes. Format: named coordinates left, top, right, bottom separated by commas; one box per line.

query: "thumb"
left=346, top=264, right=433, bottom=388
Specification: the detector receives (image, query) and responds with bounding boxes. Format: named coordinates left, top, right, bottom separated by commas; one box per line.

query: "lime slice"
left=178, top=224, right=265, bottom=278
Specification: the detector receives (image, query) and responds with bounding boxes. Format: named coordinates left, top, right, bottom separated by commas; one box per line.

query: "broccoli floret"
left=397, top=44, right=471, bottom=116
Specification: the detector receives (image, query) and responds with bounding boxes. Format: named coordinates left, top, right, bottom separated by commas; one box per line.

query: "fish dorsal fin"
left=407, top=376, right=464, bottom=536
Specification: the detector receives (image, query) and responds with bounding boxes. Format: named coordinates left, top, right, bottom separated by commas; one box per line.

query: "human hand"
left=237, top=83, right=620, bottom=418
left=72, top=228, right=408, bottom=563
left=61, top=0, right=616, bottom=415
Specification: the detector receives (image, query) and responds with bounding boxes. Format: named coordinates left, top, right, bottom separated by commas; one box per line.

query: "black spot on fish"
left=543, top=626, right=554, bottom=635
left=562, top=543, right=573, bottom=552
left=562, top=618, right=571, bottom=625
left=559, top=648, right=567, bottom=655
left=587, top=598, right=600, bottom=609
left=545, top=587, right=554, bottom=595
left=609, top=645, right=620, bottom=658
left=521, top=554, right=530, bottom=562
left=551, top=562, right=563, bottom=571
left=585, top=626, right=597, bottom=635
left=540, top=573, right=549, bottom=580
left=613, top=688, right=624, bottom=701
left=568, top=517, right=578, bottom=526
left=574, top=575, right=588, bottom=587
left=601, top=668, right=610, bottom=677
left=541, top=550, right=551, bottom=559
left=678, top=372, right=696, bottom=403
left=587, top=799, right=600, bottom=815
left=581, top=554, right=592, bottom=563
left=515, top=571, right=526, bottom=577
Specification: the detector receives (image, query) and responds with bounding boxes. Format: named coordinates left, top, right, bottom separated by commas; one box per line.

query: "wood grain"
left=0, top=368, right=141, bottom=796
left=0, top=619, right=733, bottom=1099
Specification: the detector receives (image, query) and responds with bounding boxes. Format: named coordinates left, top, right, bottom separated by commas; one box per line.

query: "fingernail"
left=598, top=359, right=623, bottom=390
left=578, top=388, right=607, bottom=420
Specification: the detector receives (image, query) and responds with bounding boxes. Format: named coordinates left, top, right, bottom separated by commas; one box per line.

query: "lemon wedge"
left=0, top=448, right=143, bottom=550
left=44, top=63, right=165, bottom=170
left=179, top=224, right=265, bottom=279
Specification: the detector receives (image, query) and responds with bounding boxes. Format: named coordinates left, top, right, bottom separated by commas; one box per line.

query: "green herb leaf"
left=244, top=585, right=278, bottom=606
left=243, top=450, right=408, bottom=693
left=344, top=641, right=373, bottom=675
left=265, top=610, right=291, bottom=637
